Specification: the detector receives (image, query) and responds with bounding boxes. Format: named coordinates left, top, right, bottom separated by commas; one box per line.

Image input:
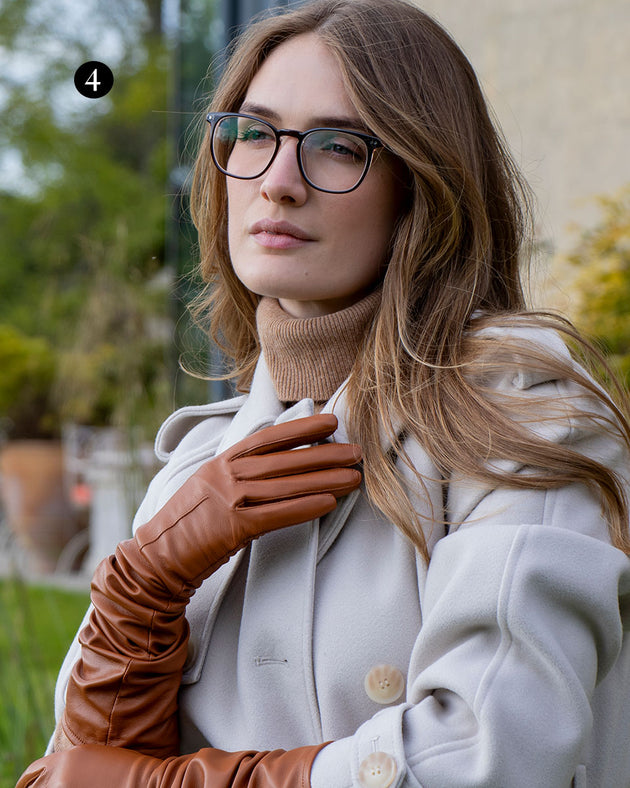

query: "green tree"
left=567, top=186, right=630, bottom=386
left=0, top=0, right=213, bottom=439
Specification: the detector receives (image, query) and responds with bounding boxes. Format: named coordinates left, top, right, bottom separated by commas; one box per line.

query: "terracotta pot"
left=0, top=440, right=81, bottom=573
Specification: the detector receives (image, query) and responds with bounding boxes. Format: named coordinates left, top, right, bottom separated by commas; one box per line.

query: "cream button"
left=364, top=664, right=404, bottom=704
left=358, top=752, right=397, bottom=788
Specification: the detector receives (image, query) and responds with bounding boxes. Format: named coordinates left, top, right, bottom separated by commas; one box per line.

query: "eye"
left=237, top=120, right=275, bottom=144
left=308, top=131, right=367, bottom=164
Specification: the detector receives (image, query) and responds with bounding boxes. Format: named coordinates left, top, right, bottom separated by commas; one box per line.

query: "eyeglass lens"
left=212, top=115, right=370, bottom=192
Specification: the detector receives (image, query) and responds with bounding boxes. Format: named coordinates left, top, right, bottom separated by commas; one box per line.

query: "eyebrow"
left=238, top=102, right=369, bottom=132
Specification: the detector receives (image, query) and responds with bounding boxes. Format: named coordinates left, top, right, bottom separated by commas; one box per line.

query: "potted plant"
left=0, top=325, right=81, bottom=573
left=0, top=267, right=175, bottom=574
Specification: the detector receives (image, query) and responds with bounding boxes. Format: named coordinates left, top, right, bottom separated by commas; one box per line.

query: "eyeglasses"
left=206, top=112, right=384, bottom=194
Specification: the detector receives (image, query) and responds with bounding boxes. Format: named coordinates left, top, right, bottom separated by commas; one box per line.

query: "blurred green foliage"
left=567, top=186, right=630, bottom=386
left=0, top=0, right=214, bottom=441
left=0, top=326, right=57, bottom=439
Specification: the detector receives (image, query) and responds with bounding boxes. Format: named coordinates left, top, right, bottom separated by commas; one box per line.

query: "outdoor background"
left=1, top=0, right=629, bottom=784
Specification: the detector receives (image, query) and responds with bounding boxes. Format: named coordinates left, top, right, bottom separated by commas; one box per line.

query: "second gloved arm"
left=57, top=413, right=361, bottom=758
left=19, top=743, right=329, bottom=788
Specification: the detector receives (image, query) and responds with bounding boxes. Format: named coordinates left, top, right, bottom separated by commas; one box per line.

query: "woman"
left=19, top=0, right=630, bottom=786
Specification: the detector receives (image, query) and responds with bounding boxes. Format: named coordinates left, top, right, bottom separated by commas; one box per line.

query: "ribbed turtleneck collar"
left=255, top=289, right=381, bottom=403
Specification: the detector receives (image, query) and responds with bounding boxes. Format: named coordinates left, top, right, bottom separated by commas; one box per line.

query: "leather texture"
left=16, top=743, right=328, bottom=788
left=58, top=414, right=360, bottom=759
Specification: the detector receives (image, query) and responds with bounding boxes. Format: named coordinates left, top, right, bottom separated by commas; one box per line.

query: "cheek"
left=226, top=183, right=250, bottom=261
left=225, top=185, right=238, bottom=240
left=225, top=195, right=250, bottom=290
left=340, top=187, right=399, bottom=265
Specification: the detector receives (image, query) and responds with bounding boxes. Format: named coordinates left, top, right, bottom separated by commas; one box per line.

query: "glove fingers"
left=231, top=414, right=339, bottom=458
left=233, top=441, right=361, bottom=480
left=241, top=466, right=362, bottom=504
left=241, top=492, right=339, bottom=530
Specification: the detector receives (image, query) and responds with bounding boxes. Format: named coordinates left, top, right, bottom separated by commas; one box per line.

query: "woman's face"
left=226, top=33, right=403, bottom=318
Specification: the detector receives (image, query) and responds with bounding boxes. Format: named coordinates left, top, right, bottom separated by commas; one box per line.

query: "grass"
left=0, top=576, right=90, bottom=787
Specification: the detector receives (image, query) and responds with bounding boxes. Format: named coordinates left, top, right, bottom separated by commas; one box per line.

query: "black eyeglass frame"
left=206, top=111, right=384, bottom=194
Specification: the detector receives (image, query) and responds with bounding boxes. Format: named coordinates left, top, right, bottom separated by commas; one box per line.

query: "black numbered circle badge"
left=74, top=61, right=114, bottom=99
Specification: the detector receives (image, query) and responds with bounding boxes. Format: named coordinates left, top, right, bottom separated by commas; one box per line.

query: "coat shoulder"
left=154, top=395, right=247, bottom=462
left=133, top=395, right=247, bottom=531
left=469, top=320, right=575, bottom=391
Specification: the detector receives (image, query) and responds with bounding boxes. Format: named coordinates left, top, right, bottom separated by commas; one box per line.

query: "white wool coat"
left=54, top=326, right=630, bottom=788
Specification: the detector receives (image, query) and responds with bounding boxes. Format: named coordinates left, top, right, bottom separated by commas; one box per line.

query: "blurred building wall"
left=415, top=0, right=630, bottom=268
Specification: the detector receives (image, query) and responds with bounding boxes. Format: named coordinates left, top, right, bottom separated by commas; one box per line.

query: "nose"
left=259, top=138, right=308, bottom=206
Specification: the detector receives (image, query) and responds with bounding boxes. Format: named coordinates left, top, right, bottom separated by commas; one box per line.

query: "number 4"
left=85, top=68, right=101, bottom=92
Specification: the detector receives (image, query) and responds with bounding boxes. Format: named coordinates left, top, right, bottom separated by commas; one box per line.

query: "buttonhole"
left=254, top=656, right=289, bottom=667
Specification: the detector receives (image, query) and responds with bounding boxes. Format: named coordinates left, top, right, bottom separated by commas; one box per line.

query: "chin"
left=238, top=275, right=328, bottom=302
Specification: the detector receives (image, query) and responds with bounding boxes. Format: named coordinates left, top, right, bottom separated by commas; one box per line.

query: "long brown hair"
left=190, top=0, right=630, bottom=559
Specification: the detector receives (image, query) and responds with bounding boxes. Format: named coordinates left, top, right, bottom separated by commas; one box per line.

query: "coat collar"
left=215, top=353, right=352, bottom=452
left=216, top=353, right=401, bottom=455
left=215, top=354, right=285, bottom=454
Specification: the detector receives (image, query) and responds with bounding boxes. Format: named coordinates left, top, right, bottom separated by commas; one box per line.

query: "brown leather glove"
left=59, top=414, right=361, bottom=757
left=17, top=743, right=328, bottom=788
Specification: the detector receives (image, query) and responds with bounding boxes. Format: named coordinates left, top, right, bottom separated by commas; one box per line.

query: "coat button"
left=364, top=664, right=404, bottom=704
left=358, top=751, right=397, bottom=788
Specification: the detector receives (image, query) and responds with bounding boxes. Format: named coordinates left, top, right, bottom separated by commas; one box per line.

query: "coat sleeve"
left=311, top=342, right=630, bottom=788
left=311, top=522, right=630, bottom=788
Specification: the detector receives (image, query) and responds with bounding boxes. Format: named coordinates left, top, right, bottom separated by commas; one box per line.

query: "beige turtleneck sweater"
left=255, top=289, right=381, bottom=405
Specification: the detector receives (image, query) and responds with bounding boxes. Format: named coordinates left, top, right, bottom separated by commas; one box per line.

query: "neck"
left=256, top=289, right=381, bottom=403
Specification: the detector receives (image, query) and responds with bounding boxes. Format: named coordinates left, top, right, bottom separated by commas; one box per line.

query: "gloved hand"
left=17, top=743, right=328, bottom=788
left=59, top=414, right=361, bottom=757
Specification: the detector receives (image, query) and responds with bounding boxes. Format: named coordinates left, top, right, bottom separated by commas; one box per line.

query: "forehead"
left=242, top=33, right=358, bottom=124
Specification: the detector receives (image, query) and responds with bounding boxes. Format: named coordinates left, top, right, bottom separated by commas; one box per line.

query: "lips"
left=249, top=219, right=315, bottom=243
left=248, top=219, right=316, bottom=251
